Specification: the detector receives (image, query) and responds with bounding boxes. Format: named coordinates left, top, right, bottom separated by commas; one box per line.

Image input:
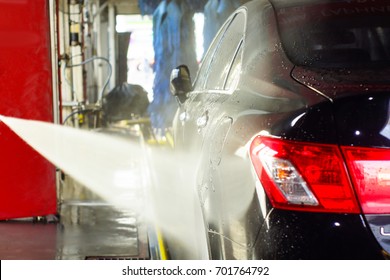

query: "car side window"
left=224, top=39, right=243, bottom=91
left=205, top=12, right=245, bottom=91
left=193, top=20, right=231, bottom=91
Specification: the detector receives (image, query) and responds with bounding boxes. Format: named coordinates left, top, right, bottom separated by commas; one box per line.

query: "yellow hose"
left=157, top=228, right=169, bottom=260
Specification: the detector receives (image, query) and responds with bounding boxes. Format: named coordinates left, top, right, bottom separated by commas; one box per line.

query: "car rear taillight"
left=249, top=136, right=360, bottom=213
left=342, top=147, right=390, bottom=214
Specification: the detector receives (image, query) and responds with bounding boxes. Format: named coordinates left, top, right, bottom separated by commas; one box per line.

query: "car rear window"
left=273, top=0, right=390, bottom=68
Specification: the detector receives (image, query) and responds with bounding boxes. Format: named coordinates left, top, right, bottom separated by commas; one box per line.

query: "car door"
left=173, top=15, right=231, bottom=152
left=187, top=11, right=249, bottom=259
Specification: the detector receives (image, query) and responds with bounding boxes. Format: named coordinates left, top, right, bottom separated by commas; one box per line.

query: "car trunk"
left=292, top=66, right=390, bottom=257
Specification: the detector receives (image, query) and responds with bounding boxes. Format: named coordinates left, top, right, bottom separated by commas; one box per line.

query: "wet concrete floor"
left=0, top=202, right=148, bottom=260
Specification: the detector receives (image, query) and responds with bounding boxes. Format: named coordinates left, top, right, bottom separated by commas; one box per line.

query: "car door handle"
left=196, top=111, right=209, bottom=129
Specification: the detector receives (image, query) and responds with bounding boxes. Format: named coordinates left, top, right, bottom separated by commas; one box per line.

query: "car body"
left=170, top=0, right=390, bottom=259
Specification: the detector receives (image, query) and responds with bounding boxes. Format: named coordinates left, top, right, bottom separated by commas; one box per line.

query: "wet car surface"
left=170, top=0, right=390, bottom=259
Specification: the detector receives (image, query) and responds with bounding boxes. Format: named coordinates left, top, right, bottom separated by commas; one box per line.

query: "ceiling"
left=108, top=0, right=141, bottom=14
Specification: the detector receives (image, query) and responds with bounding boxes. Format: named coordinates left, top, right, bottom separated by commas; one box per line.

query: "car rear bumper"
left=253, top=209, right=388, bottom=259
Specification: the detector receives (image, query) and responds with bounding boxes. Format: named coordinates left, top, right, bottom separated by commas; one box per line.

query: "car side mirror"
left=170, top=65, right=192, bottom=104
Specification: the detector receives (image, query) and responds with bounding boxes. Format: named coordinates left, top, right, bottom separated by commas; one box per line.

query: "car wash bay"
left=0, top=0, right=247, bottom=260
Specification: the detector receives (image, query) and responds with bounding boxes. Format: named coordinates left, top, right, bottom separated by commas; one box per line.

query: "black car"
left=170, top=0, right=390, bottom=259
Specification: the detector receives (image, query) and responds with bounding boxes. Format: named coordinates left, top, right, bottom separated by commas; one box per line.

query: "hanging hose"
left=63, top=55, right=112, bottom=125
left=64, top=55, right=112, bottom=103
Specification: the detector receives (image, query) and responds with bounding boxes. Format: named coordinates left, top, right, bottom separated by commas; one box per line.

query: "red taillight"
left=342, top=146, right=390, bottom=214
left=249, top=136, right=360, bottom=213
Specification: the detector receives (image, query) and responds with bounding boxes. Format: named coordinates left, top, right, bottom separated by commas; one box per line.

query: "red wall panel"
left=0, top=0, right=57, bottom=219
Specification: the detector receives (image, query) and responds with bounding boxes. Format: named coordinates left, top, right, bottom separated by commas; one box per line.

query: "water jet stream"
left=0, top=115, right=208, bottom=259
